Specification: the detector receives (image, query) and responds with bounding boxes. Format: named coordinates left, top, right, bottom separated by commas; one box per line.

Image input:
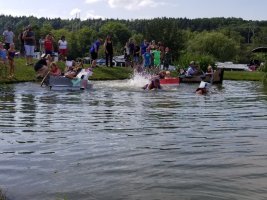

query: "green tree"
left=187, top=31, right=239, bottom=61
left=99, top=21, right=131, bottom=49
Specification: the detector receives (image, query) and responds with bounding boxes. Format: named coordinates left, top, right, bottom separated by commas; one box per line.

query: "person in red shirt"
left=44, top=33, right=54, bottom=55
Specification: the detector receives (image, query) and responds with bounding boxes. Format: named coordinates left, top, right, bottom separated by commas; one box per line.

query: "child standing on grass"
left=153, top=48, right=161, bottom=68
left=8, top=43, right=16, bottom=79
left=143, top=48, right=152, bottom=69
left=163, top=47, right=171, bottom=70
left=0, top=42, right=8, bottom=78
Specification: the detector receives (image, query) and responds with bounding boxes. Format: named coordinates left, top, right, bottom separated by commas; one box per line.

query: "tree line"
left=1, top=15, right=267, bottom=67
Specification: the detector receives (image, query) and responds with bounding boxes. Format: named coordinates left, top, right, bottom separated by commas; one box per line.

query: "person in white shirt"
left=196, top=76, right=209, bottom=95
left=3, top=27, right=15, bottom=50
left=58, top=36, right=67, bottom=61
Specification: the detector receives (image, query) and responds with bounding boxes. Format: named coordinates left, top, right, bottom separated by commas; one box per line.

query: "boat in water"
left=42, top=68, right=93, bottom=91
left=179, top=68, right=224, bottom=84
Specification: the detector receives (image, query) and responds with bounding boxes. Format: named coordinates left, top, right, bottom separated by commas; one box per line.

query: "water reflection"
left=0, top=81, right=266, bottom=200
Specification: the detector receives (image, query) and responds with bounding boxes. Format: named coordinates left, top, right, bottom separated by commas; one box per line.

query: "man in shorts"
left=23, top=25, right=35, bottom=66
left=90, top=38, right=102, bottom=67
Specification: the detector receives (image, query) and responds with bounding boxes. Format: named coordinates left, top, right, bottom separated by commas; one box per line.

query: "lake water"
left=0, top=78, right=267, bottom=200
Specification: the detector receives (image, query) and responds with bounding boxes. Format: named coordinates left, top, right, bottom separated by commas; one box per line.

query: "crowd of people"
left=0, top=25, right=213, bottom=94
left=122, top=38, right=172, bottom=72
left=0, top=25, right=69, bottom=80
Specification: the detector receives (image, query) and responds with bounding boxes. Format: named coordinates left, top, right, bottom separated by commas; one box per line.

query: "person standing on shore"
left=7, top=43, right=16, bottom=79
left=3, top=27, right=15, bottom=50
left=58, top=35, right=68, bottom=61
left=44, top=33, right=54, bottom=56
left=0, top=42, right=8, bottom=78
left=90, top=38, right=102, bottom=68
left=18, top=28, right=25, bottom=57
left=23, top=25, right=35, bottom=66
left=104, top=35, right=113, bottom=67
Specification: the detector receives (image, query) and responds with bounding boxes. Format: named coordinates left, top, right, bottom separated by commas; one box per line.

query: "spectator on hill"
left=44, top=33, right=54, bottom=56
left=23, top=25, right=35, bottom=66
left=0, top=42, right=8, bottom=78
left=58, top=35, right=68, bottom=61
left=90, top=38, right=102, bottom=68
left=163, top=47, right=171, bottom=70
left=3, top=27, right=15, bottom=50
left=18, top=28, right=26, bottom=57
left=7, top=43, right=16, bottom=79
left=104, top=35, right=113, bottom=67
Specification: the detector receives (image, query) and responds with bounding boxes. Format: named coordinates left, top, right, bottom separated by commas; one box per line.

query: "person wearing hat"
left=23, top=25, right=35, bottom=66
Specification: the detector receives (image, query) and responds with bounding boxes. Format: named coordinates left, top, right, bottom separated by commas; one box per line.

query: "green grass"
left=224, top=71, right=263, bottom=81
left=90, top=66, right=133, bottom=80
left=0, top=58, right=36, bottom=84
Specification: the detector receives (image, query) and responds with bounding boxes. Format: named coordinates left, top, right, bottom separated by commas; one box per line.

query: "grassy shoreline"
left=224, top=71, right=263, bottom=81
left=0, top=58, right=264, bottom=84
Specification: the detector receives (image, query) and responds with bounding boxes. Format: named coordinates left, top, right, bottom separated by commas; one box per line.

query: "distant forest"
left=1, top=15, right=267, bottom=65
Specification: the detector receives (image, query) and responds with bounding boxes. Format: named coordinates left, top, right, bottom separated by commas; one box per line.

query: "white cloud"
left=85, top=0, right=102, bottom=4
left=70, top=8, right=81, bottom=16
left=107, top=0, right=166, bottom=10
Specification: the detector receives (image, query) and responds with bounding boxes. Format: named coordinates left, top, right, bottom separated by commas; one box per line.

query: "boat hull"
left=47, top=76, right=93, bottom=91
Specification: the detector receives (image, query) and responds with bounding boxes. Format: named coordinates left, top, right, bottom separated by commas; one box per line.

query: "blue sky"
left=0, top=0, right=266, bottom=21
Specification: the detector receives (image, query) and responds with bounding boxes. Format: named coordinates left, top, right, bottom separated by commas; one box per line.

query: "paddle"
left=40, top=70, right=50, bottom=87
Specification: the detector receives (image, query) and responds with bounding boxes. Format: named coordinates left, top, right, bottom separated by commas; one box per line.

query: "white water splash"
left=93, top=71, right=154, bottom=90
left=127, top=72, right=151, bottom=88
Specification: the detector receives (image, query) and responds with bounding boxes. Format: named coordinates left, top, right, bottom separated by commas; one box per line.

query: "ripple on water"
left=0, top=81, right=266, bottom=200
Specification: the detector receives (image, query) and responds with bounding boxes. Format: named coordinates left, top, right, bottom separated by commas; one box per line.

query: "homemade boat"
left=41, top=68, right=93, bottom=91
left=179, top=68, right=224, bottom=84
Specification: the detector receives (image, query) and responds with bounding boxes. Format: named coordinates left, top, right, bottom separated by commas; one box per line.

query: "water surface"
left=0, top=80, right=267, bottom=200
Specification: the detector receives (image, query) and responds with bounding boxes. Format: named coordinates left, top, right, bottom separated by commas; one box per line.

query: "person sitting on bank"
left=196, top=76, right=209, bottom=95
left=142, top=78, right=162, bottom=90
left=50, top=62, right=61, bottom=76
left=34, top=53, right=49, bottom=79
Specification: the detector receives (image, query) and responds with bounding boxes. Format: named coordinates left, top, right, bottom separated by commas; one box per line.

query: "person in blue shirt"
left=143, top=48, right=151, bottom=68
left=0, top=42, right=8, bottom=78
left=140, top=39, right=149, bottom=56
left=90, top=38, right=102, bottom=67
left=186, top=61, right=197, bottom=76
